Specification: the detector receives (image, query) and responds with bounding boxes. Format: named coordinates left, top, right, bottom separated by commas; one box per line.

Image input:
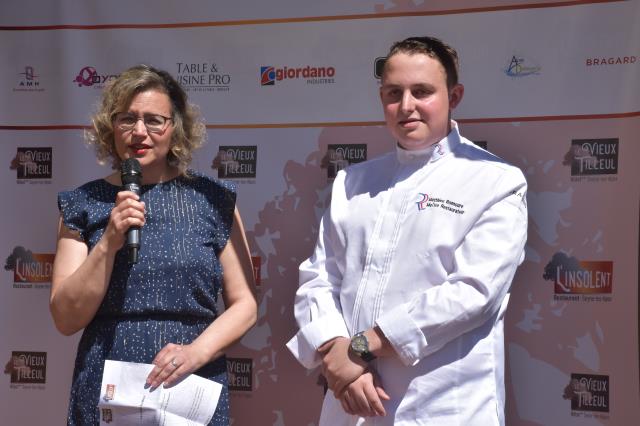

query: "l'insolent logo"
left=543, top=252, right=613, bottom=302
left=5, top=246, right=54, bottom=289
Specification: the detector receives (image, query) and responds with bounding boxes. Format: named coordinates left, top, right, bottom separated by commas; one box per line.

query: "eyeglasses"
left=114, top=112, right=173, bottom=133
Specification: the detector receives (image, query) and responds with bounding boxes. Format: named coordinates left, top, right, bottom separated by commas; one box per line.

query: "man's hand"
left=318, top=337, right=366, bottom=396
left=339, top=371, right=390, bottom=417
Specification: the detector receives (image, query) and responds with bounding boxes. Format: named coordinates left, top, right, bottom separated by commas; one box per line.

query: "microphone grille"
left=121, top=158, right=142, bottom=184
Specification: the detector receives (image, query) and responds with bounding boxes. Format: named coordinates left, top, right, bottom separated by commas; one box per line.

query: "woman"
left=50, top=65, right=257, bottom=425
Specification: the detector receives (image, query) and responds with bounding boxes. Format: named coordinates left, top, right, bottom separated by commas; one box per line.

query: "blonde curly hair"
left=86, top=64, right=205, bottom=173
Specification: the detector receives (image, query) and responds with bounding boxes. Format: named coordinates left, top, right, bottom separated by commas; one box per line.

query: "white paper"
left=98, top=360, right=222, bottom=425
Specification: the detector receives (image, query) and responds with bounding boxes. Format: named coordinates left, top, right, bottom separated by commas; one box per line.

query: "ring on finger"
left=171, top=358, right=178, bottom=368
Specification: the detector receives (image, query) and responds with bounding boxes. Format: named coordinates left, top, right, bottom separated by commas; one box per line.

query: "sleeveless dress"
left=57, top=171, right=236, bottom=426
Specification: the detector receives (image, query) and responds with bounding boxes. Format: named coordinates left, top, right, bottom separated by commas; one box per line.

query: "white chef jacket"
left=286, top=123, right=528, bottom=426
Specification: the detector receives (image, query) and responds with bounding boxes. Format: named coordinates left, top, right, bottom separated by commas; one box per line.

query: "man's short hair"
left=382, top=36, right=460, bottom=90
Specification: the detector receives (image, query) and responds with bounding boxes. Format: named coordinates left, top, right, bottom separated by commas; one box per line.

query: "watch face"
left=351, top=334, right=368, bottom=353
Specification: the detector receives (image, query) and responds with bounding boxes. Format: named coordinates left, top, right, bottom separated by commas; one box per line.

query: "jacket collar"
left=396, top=120, right=461, bottom=165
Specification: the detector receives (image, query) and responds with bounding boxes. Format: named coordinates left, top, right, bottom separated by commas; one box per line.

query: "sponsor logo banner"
left=227, top=358, right=252, bottom=392
left=504, top=54, right=541, bottom=77
left=586, top=56, right=636, bottom=66
left=260, top=65, right=336, bottom=85
left=543, top=252, right=613, bottom=301
left=73, top=66, right=118, bottom=88
left=212, top=146, right=257, bottom=180
left=564, top=138, right=618, bottom=178
left=12, top=147, right=52, bottom=181
left=564, top=373, right=610, bottom=414
left=14, top=66, right=44, bottom=93
left=6, top=351, right=47, bottom=385
left=323, top=144, right=367, bottom=179
left=5, top=247, right=54, bottom=288
left=176, top=62, right=231, bottom=92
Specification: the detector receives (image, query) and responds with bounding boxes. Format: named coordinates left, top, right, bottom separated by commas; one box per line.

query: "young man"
left=287, top=36, right=528, bottom=425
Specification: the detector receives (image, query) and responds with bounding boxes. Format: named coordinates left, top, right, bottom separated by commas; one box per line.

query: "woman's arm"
left=50, top=191, right=145, bottom=335
left=147, top=207, right=258, bottom=388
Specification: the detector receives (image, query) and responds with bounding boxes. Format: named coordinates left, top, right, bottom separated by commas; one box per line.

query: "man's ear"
left=449, top=84, right=464, bottom=109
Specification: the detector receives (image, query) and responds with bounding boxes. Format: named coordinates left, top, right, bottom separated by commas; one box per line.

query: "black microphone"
left=120, top=158, right=142, bottom=264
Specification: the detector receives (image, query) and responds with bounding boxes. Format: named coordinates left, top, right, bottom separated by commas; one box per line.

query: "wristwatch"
left=350, top=332, right=376, bottom=362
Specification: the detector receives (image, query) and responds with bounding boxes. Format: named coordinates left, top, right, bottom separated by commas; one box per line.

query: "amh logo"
left=20, top=66, right=38, bottom=81
left=14, top=66, right=44, bottom=92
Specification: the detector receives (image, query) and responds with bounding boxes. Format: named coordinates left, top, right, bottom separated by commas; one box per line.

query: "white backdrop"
left=1, top=1, right=639, bottom=425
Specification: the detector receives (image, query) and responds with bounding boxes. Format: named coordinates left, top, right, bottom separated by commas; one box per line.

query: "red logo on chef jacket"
left=416, top=193, right=429, bottom=211
left=415, top=194, right=465, bottom=214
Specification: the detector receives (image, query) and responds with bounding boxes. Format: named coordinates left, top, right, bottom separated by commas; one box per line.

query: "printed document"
left=98, top=360, right=221, bottom=425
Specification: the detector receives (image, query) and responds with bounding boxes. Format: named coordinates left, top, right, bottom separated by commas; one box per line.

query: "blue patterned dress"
left=57, top=171, right=236, bottom=425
